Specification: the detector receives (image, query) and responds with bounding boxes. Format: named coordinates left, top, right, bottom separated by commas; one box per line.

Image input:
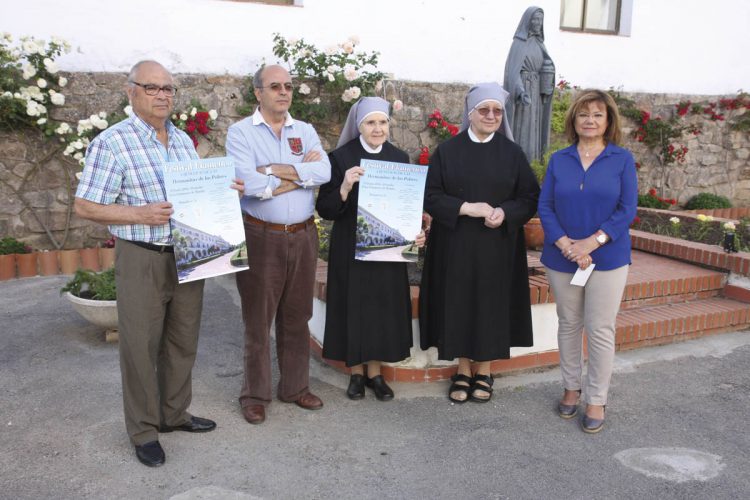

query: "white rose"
left=325, top=45, right=338, bottom=56
left=22, top=40, right=38, bottom=55
left=190, top=107, right=197, bottom=117
left=349, top=86, right=361, bottom=99
left=180, top=113, right=188, bottom=121
left=98, top=111, right=107, bottom=118
left=43, top=58, right=59, bottom=74
left=287, top=37, right=299, bottom=45
left=326, top=65, right=337, bottom=74
left=341, top=41, right=354, bottom=54
left=724, top=222, right=736, bottom=231
left=341, top=89, right=353, bottom=103
left=63, top=145, right=74, bottom=156
left=344, top=66, right=358, bottom=82
left=348, top=35, right=360, bottom=46
left=393, top=99, right=403, bottom=111
left=208, top=109, right=218, bottom=120
left=93, top=118, right=108, bottom=130
left=1, top=91, right=11, bottom=98
left=72, top=140, right=84, bottom=150
left=55, top=123, right=71, bottom=135
left=124, top=105, right=133, bottom=116
left=37, top=118, right=47, bottom=125
left=22, top=64, right=36, bottom=80
left=669, top=217, right=680, bottom=224
left=37, top=78, right=47, bottom=89
left=303, top=49, right=312, bottom=57
left=50, top=92, right=65, bottom=106
left=58, top=77, right=68, bottom=87
left=171, top=114, right=177, bottom=120
left=327, top=73, right=335, bottom=82
left=73, top=152, right=84, bottom=160
left=75, top=171, right=83, bottom=180
left=312, top=97, right=321, bottom=105
left=298, top=83, right=311, bottom=95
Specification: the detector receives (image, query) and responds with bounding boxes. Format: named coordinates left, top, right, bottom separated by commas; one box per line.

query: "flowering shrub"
left=426, top=109, right=459, bottom=142
left=417, top=146, right=430, bottom=166
left=170, top=100, right=218, bottom=147
left=240, top=33, right=384, bottom=123
left=637, top=188, right=676, bottom=209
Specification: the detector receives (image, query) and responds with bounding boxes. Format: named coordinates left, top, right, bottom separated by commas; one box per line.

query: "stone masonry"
left=0, top=72, right=748, bottom=249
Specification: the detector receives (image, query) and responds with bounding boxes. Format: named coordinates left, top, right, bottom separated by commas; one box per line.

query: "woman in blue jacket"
left=538, top=89, right=637, bottom=433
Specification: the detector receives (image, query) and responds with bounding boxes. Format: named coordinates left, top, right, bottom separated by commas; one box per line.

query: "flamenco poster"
left=355, top=159, right=428, bottom=263
left=163, top=157, right=248, bottom=283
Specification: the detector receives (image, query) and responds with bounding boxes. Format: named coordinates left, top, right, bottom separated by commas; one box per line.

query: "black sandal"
left=470, top=374, right=494, bottom=403
left=448, top=373, right=472, bottom=403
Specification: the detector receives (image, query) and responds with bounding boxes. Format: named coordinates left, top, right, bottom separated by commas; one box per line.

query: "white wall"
left=4, top=0, right=748, bottom=94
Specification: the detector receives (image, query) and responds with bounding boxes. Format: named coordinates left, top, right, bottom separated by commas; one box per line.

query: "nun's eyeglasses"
left=475, top=107, right=503, bottom=117
left=258, top=82, right=294, bottom=92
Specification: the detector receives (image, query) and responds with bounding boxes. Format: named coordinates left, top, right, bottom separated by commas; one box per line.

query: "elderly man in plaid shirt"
left=75, top=60, right=235, bottom=467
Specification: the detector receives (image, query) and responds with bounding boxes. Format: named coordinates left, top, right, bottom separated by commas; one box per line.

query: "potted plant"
left=0, top=237, right=34, bottom=280
left=61, top=268, right=118, bottom=340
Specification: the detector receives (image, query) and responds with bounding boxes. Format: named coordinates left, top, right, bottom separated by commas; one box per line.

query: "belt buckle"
left=284, top=223, right=291, bottom=233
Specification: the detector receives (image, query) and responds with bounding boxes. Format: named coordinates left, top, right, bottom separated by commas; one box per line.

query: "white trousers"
left=545, top=265, right=629, bottom=405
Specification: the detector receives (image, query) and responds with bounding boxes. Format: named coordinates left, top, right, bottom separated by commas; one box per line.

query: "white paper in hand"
left=570, top=264, right=595, bottom=286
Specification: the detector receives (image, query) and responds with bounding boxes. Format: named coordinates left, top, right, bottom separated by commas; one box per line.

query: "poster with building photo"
left=163, top=157, right=248, bottom=283
left=355, top=159, right=428, bottom=263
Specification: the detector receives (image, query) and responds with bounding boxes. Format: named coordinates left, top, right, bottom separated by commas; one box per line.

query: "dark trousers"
left=236, top=221, right=318, bottom=407
left=115, top=240, right=204, bottom=445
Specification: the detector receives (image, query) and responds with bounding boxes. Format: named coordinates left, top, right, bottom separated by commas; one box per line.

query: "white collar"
left=468, top=126, right=494, bottom=143
left=359, top=135, right=383, bottom=154
left=252, top=107, right=294, bottom=127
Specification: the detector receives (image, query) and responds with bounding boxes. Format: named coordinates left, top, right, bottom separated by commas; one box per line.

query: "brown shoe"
left=294, top=392, right=323, bottom=410
left=242, top=404, right=266, bottom=425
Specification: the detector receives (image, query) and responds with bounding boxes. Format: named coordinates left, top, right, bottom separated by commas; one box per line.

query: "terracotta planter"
left=59, top=249, right=81, bottom=275
left=15, top=253, right=38, bottom=278
left=0, top=254, right=16, bottom=280
left=524, top=218, right=545, bottom=250
left=38, top=250, right=60, bottom=276
left=99, top=247, right=116, bottom=270
left=80, top=248, right=101, bottom=271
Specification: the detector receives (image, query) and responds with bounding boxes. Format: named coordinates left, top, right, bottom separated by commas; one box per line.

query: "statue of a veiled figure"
left=503, top=6, right=555, bottom=162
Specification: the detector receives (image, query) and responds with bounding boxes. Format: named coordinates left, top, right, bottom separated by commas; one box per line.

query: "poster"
left=163, top=157, right=248, bottom=283
left=355, top=159, right=428, bottom=262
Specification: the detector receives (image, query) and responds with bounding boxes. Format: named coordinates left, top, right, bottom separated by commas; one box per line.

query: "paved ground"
left=1, top=274, right=749, bottom=500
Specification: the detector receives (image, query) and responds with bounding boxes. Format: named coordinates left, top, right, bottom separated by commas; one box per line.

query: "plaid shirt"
left=76, top=114, right=199, bottom=243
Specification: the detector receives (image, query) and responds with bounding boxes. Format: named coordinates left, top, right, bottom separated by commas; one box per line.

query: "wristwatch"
left=265, top=166, right=273, bottom=176
left=595, top=232, right=609, bottom=246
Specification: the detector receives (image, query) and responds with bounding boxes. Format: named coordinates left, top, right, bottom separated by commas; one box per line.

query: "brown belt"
left=243, top=213, right=315, bottom=233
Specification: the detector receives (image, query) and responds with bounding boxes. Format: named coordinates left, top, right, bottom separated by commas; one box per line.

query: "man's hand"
left=484, top=207, right=505, bottom=228
left=138, top=202, right=173, bottom=225
left=272, top=179, right=300, bottom=196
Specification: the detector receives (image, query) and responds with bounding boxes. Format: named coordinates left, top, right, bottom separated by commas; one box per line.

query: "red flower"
left=196, top=111, right=210, bottom=121
left=635, top=162, right=641, bottom=170
left=418, top=146, right=430, bottom=165
left=648, top=188, right=657, bottom=196
left=447, top=125, right=459, bottom=136
left=186, top=121, right=197, bottom=133
left=630, top=216, right=641, bottom=227
left=428, top=120, right=438, bottom=129
left=431, top=110, right=443, bottom=120
left=197, top=123, right=210, bottom=135
left=640, top=111, right=650, bottom=124
left=191, top=136, right=199, bottom=148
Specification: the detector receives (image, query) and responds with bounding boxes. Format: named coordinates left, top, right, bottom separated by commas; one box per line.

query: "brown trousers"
left=236, top=221, right=318, bottom=408
left=115, top=240, right=204, bottom=445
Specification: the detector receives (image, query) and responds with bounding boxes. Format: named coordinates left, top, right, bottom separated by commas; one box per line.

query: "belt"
left=243, top=213, right=315, bottom=233
left=129, top=240, right=174, bottom=253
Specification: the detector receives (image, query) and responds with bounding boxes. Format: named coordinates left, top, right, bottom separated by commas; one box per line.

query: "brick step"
left=615, top=296, right=750, bottom=350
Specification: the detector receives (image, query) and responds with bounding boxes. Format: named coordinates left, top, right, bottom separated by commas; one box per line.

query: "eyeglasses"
left=257, top=82, right=294, bottom=92
left=129, top=81, right=177, bottom=97
left=474, top=106, right=503, bottom=117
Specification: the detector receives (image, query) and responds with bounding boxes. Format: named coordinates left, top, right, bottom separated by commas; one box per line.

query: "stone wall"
left=1, top=72, right=748, bottom=249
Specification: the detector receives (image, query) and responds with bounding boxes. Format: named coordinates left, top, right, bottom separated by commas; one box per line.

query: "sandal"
left=558, top=389, right=581, bottom=419
left=470, top=374, right=494, bottom=403
left=448, top=373, right=472, bottom=403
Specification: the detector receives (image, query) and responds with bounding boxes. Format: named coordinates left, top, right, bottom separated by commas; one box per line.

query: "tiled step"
left=615, top=297, right=750, bottom=349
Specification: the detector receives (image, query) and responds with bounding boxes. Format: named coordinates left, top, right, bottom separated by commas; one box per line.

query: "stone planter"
left=0, top=254, right=16, bottom=280
left=38, top=250, right=60, bottom=276
left=64, top=291, right=119, bottom=342
left=79, top=248, right=101, bottom=271
left=15, top=253, right=38, bottom=278
left=524, top=217, right=545, bottom=250
left=59, top=249, right=81, bottom=275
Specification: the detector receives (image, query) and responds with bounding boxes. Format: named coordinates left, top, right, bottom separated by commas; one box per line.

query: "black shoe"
left=347, top=374, right=366, bottom=400
left=582, top=405, right=606, bottom=434
left=135, top=440, right=165, bottom=467
left=160, top=415, right=216, bottom=433
left=366, top=375, right=394, bottom=401
left=558, top=389, right=581, bottom=419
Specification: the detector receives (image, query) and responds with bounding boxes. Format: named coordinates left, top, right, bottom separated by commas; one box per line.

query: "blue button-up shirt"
left=538, top=142, right=638, bottom=272
left=226, top=108, right=331, bottom=224
left=75, top=114, right=199, bottom=243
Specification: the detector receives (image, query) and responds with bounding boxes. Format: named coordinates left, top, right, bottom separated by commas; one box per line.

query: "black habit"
left=315, top=138, right=413, bottom=367
left=419, top=131, right=540, bottom=361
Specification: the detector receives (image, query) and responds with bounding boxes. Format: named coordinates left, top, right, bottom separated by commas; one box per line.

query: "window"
left=225, top=0, right=301, bottom=5
left=560, top=0, right=629, bottom=35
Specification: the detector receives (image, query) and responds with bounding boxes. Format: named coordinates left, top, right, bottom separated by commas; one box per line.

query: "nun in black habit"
left=316, top=97, right=426, bottom=401
left=419, top=82, right=539, bottom=403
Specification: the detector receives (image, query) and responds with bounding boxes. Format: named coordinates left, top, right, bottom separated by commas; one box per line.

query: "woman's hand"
left=459, top=202, right=494, bottom=219
left=484, top=207, right=505, bottom=228
left=414, top=230, right=427, bottom=248
left=563, top=235, right=599, bottom=263
left=231, top=178, right=245, bottom=197
left=575, top=254, right=593, bottom=270
left=340, top=166, right=365, bottom=201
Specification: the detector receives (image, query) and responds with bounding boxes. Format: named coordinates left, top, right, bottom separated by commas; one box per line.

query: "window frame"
left=559, top=0, right=622, bottom=35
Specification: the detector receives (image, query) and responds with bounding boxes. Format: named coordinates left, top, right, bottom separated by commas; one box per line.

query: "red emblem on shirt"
left=288, top=137, right=303, bottom=156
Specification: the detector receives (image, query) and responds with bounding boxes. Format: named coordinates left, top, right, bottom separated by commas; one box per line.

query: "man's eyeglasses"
left=129, top=81, right=178, bottom=97
left=474, top=106, right=504, bottom=117
left=257, top=82, right=294, bottom=92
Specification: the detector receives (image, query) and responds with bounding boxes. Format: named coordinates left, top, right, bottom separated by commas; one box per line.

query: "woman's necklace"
left=578, top=142, right=605, bottom=159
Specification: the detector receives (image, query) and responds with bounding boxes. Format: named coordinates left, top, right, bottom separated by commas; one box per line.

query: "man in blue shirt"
left=226, top=65, right=331, bottom=425
left=75, top=60, right=220, bottom=467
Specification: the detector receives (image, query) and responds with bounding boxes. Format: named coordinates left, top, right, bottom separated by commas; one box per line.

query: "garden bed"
left=634, top=207, right=748, bottom=251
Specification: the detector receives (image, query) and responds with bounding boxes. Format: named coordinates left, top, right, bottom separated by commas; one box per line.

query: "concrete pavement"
left=1, top=274, right=749, bottom=499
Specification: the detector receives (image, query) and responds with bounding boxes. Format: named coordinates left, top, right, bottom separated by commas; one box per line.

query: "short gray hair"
left=127, top=60, right=168, bottom=83
left=252, top=66, right=266, bottom=89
